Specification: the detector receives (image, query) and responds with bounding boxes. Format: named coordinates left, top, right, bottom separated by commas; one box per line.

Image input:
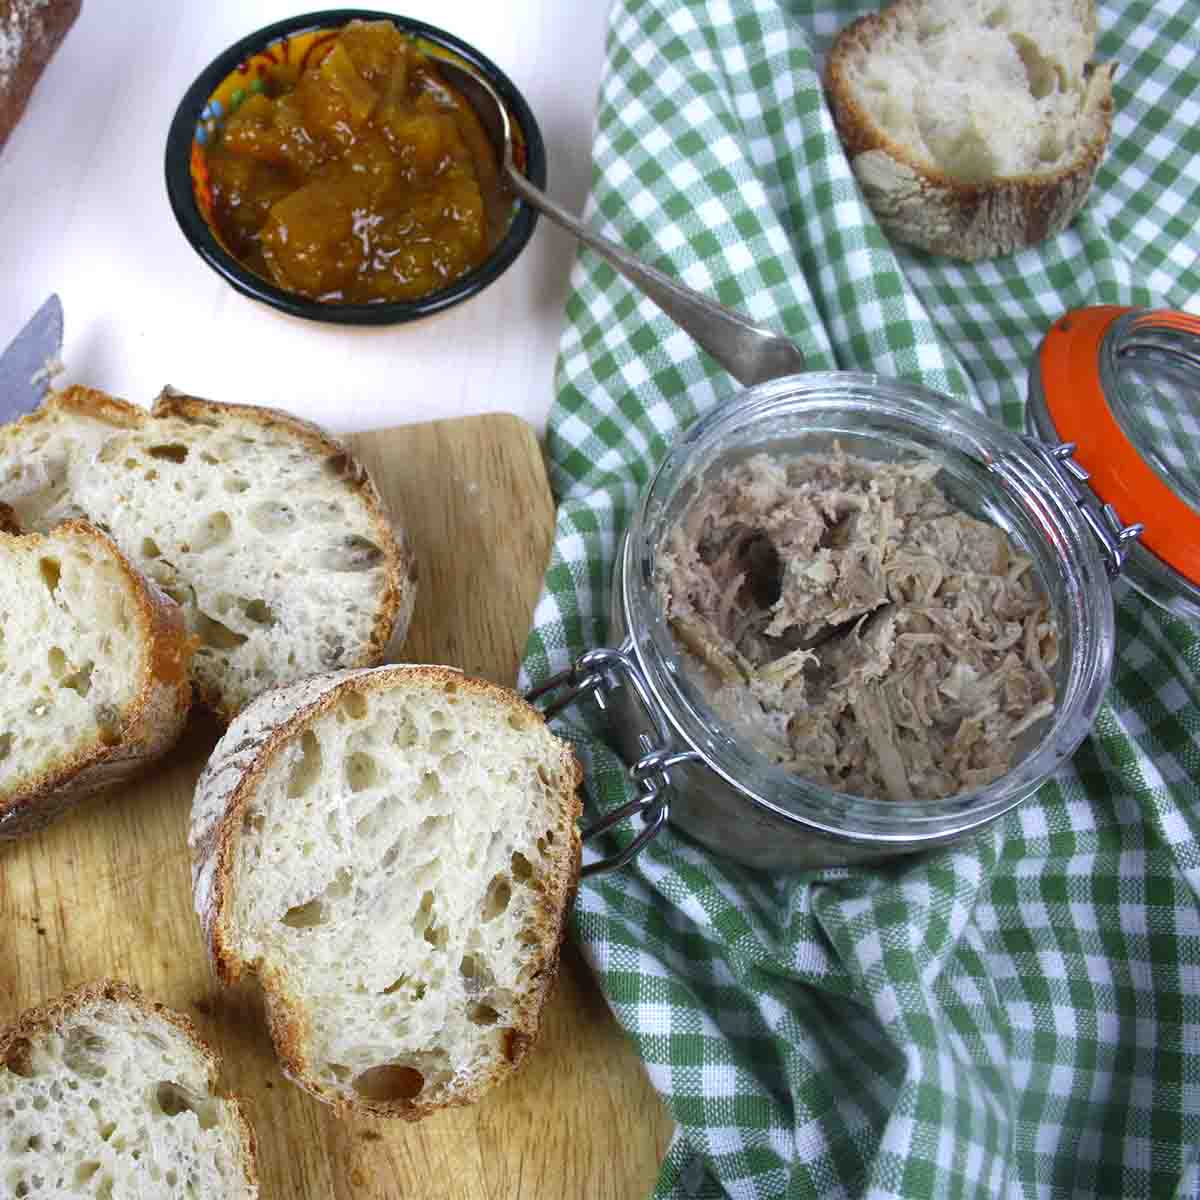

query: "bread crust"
left=189, top=665, right=583, bottom=1119
left=0, top=0, right=81, bottom=152
left=0, top=979, right=259, bottom=1197
left=824, top=4, right=1115, bottom=260
left=0, top=520, right=193, bottom=840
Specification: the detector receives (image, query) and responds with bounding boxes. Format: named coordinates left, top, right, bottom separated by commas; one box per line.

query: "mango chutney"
left=203, top=20, right=507, bottom=304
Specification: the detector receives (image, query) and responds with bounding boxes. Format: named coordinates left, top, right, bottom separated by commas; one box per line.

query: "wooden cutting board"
left=0, top=413, right=674, bottom=1198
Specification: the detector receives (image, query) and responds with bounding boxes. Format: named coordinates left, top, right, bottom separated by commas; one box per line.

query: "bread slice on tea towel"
left=189, top=664, right=582, bottom=1119
left=825, top=0, right=1115, bottom=259
left=0, top=980, right=258, bottom=1198
left=0, top=516, right=191, bottom=839
left=0, top=384, right=416, bottom=721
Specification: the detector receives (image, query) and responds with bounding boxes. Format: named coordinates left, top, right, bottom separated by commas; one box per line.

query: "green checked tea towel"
left=518, top=1, right=1200, bottom=1196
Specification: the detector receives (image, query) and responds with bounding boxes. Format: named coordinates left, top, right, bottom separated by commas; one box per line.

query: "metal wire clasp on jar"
left=527, top=644, right=701, bottom=877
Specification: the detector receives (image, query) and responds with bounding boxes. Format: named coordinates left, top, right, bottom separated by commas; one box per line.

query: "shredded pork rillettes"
left=655, top=447, right=1060, bottom=801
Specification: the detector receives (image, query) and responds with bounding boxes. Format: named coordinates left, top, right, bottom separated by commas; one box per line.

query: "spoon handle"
left=504, top=170, right=806, bottom=387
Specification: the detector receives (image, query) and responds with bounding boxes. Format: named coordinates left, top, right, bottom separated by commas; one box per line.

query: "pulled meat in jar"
left=656, top=448, right=1060, bottom=801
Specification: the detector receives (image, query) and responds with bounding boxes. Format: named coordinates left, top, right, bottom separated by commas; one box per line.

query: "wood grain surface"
left=0, top=413, right=673, bottom=1198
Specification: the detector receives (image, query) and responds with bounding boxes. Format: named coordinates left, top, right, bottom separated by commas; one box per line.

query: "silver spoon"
left=436, top=57, right=807, bottom=388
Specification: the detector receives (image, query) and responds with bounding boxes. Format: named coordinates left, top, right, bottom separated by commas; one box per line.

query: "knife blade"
left=0, top=295, right=64, bottom=423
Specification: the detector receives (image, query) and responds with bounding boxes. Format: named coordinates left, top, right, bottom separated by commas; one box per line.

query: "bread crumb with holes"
left=0, top=519, right=192, bottom=839
left=0, top=384, right=414, bottom=721
left=189, top=664, right=581, bottom=1119
left=0, top=980, right=257, bottom=1197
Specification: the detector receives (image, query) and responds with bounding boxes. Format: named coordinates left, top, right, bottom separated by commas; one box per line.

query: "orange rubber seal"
left=1038, top=305, right=1200, bottom=585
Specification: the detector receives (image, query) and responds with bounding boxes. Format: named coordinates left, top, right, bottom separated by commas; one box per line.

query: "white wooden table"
left=0, top=0, right=611, bottom=434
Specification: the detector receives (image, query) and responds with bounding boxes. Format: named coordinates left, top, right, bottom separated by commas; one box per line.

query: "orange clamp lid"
left=1037, top=306, right=1200, bottom=587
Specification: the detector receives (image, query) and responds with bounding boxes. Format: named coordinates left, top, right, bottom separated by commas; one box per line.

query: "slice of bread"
left=0, top=0, right=82, bottom=154
left=0, top=980, right=257, bottom=1198
left=0, top=384, right=415, bottom=722
left=825, top=0, right=1115, bottom=260
left=0, top=517, right=191, bottom=840
left=189, top=665, right=582, bottom=1119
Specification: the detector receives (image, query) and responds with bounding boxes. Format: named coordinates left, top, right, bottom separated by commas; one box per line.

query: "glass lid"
left=1106, top=312, right=1200, bottom=516
left=1029, top=306, right=1200, bottom=621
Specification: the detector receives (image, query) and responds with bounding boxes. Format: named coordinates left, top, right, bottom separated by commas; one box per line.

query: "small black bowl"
left=164, top=9, right=546, bottom=325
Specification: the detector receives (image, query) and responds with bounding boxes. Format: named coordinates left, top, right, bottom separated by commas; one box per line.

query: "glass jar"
left=531, top=307, right=1197, bottom=873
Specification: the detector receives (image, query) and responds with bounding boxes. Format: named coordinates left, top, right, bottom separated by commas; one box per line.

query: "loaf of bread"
left=825, top=0, right=1115, bottom=260
left=0, top=517, right=191, bottom=839
left=189, top=665, right=582, bottom=1118
left=0, top=0, right=81, bottom=152
left=0, top=385, right=416, bottom=722
left=0, top=980, right=258, bottom=1197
